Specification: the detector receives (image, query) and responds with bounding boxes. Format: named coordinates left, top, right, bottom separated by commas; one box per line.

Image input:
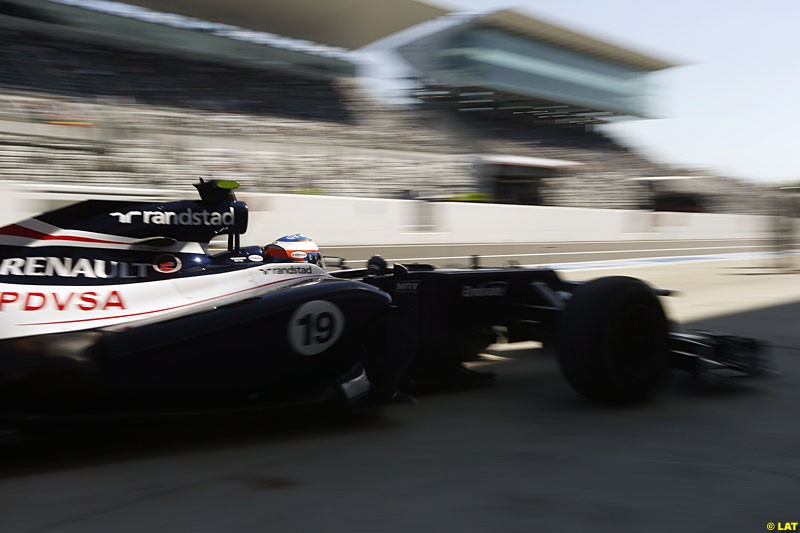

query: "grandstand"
left=0, top=0, right=764, bottom=212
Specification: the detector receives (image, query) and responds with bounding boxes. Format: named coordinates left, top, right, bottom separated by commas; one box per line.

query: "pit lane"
left=323, top=238, right=788, bottom=269
left=1, top=254, right=798, bottom=532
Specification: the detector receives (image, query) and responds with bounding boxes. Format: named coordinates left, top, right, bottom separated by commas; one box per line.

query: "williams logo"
left=110, top=207, right=235, bottom=226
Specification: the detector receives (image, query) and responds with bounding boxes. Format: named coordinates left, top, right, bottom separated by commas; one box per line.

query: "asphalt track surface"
left=1, top=253, right=799, bottom=532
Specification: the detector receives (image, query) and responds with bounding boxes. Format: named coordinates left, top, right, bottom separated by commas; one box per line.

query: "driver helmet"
left=265, top=234, right=324, bottom=267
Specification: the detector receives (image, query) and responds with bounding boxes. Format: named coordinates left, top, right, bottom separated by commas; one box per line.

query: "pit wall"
left=0, top=183, right=778, bottom=246
left=240, top=193, right=775, bottom=245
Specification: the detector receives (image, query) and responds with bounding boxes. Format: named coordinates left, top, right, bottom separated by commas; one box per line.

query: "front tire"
left=555, top=276, right=670, bottom=404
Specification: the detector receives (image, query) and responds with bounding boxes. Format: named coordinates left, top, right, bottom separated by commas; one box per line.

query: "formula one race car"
left=0, top=179, right=767, bottom=426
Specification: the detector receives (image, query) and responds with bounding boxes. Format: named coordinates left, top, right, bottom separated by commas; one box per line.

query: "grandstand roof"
left=115, top=0, right=450, bottom=51
left=480, top=10, right=673, bottom=71
left=116, top=0, right=675, bottom=70
left=11, top=0, right=356, bottom=76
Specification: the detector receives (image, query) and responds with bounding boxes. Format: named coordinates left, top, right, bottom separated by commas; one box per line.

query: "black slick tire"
left=555, top=276, right=670, bottom=404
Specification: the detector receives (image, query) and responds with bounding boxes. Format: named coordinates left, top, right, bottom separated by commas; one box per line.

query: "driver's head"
left=265, top=234, right=324, bottom=267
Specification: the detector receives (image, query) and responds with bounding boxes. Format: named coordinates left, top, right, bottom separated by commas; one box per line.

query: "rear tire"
left=555, top=276, right=669, bottom=404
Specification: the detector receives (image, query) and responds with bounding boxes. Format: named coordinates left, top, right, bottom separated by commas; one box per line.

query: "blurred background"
left=0, top=0, right=797, bottom=255
left=2, top=5, right=800, bottom=531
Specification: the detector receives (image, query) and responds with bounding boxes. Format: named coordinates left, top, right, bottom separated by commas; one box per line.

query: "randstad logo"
left=110, top=207, right=235, bottom=226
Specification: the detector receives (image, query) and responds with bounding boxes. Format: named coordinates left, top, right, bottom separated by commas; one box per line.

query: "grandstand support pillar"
left=774, top=187, right=800, bottom=271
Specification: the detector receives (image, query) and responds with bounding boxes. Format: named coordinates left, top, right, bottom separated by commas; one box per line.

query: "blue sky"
left=434, top=0, right=800, bottom=184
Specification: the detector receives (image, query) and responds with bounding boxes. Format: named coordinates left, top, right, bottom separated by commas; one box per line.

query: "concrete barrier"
left=0, top=182, right=775, bottom=246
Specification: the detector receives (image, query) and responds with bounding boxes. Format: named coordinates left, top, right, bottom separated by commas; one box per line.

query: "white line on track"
left=342, top=244, right=778, bottom=264
left=531, top=250, right=800, bottom=272
left=329, top=239, right=774, bottom=249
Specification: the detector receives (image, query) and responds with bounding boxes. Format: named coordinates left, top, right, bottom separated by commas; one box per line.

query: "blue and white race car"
left=0, top=179, right=767, bottom=426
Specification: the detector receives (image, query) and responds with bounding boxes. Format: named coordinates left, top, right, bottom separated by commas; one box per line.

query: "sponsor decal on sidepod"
left=0, top=257, right=151, bottom=278
left=0, top=290, right=126, bottom=311
left=461, top=282, right=509, bottom=298
left=259, top=266, right=314, bottom=275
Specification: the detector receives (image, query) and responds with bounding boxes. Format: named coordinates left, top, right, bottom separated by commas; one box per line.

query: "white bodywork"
left=0, top=263, right=330, bottom=340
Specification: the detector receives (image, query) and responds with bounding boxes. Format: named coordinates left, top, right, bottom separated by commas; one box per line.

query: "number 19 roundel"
left=287, top=300, right=345, bottom=356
